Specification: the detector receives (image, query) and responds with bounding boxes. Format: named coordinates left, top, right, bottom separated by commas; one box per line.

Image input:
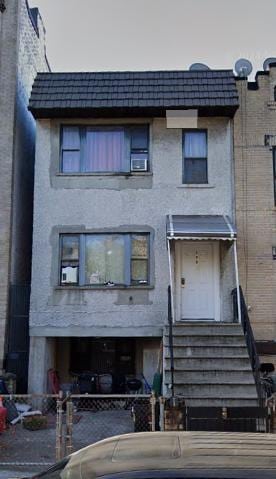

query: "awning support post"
left=167, top=239, right=175, bottom=324
left=233, top=240, right=241, bottom=323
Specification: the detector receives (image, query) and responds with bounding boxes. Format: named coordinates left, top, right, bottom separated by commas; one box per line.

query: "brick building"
left=0, top=0, right=49, bottom=390
left=234, top=62, right=276, bottom=364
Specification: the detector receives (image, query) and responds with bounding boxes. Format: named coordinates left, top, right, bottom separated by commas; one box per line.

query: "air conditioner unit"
left=131, top=158, right=148, bottom=172
left=61, top=266, right=78, bottom=284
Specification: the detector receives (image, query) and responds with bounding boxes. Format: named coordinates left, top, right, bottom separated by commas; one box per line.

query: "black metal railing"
left=168, top=285, right=175, bottom=397
left=232, top=287, right=264, bottom=405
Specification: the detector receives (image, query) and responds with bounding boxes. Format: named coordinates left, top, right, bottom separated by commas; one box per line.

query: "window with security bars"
left=60, top=233, right=150, bottom=287
left=183, top=130, right=208, bottom=184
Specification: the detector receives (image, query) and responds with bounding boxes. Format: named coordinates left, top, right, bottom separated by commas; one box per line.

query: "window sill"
left=178, top=184, right=215, bottom=189
left=55, top=285, right=154, bottom=291
left=55, top=172, right=153, bottom=178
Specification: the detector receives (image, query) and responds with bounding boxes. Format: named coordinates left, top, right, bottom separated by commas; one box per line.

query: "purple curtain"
left=85, top=129, right=125, bottom=172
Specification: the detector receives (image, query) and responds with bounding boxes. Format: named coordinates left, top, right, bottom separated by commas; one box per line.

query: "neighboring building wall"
left=234, top=67, right=276, bottom=356
left=0, top=0, right=18, bottom=373
left=0, top=0, right=48, bottom=374
left=30, top=117, right=234, bottom=345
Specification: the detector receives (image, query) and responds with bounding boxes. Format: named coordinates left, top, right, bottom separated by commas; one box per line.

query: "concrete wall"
left=30, top=116, right=235, bottom=339
left=0, top=0, right=48, bottom=371
left=234, top=68, right=276, bottom=345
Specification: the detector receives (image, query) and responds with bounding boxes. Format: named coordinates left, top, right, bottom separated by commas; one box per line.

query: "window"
left=61, top=125, right=149, bottom=174
left=183, top=130, right=208, bottom=184
left=60, top=233, right=150, bottom=287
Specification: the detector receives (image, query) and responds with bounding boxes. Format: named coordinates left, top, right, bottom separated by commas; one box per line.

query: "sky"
left=29, top=0, right=276, bottom=76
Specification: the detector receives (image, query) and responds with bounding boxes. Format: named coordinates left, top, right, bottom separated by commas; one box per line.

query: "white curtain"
left=184, top=132, right=207, bottom=158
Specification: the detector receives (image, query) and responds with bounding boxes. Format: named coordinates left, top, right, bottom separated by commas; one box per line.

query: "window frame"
left=182, top=129, right=208, bottom=184
left=59, top=125, right=150, bottom=175
left=59, top=232, right=151, bottom=288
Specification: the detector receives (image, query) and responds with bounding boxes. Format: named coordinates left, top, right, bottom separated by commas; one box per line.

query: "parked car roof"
left=28, top=69, right=239, bottom=118
left=41, top=431, right=276, bottom=479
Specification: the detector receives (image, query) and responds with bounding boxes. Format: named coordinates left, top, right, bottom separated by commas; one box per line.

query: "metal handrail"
left=168, top=285, right=175, bottom=397
left=232, top=287, right=264, bottom=405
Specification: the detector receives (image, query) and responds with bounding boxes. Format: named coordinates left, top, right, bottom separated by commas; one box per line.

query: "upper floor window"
left=60, top=233, right=150, bottom=287
left=61, top=125, right=149, bottom=174
left=183, top=130, right=208, bottom=184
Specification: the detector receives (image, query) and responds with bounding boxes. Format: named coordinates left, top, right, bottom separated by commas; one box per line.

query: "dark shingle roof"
left=29, top=69, right=239, bottom=118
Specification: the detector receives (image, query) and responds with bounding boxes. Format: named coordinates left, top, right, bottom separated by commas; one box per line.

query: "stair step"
left=163, top=335, right=246, bottom=346
left=164, top=370, right=255, bottom=384
left=167, top=357, right=251, bottom=369
left=170, top=384, right=258, bottom=397
left=164, top=323, right=243, bottom=336
left=164, top=346, right=248, bottom=358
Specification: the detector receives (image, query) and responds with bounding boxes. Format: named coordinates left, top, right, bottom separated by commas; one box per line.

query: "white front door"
left=178, top=242, right=220, bottom=321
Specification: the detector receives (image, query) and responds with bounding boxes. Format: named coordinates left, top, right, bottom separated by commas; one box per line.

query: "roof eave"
left=28, top=104, right=239, bottom=120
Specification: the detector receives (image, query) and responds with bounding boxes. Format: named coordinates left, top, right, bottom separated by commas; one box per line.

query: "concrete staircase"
left=163, top=322, right=259, bottom=407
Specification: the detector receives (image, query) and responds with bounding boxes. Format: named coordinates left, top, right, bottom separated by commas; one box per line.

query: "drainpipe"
left=167, top=239, right=175, bottom=323
left=233, top=240, right=241, bottom=323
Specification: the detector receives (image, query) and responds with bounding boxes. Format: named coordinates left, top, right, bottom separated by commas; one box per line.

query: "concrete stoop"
left=163, top=322, right=259, bottom=407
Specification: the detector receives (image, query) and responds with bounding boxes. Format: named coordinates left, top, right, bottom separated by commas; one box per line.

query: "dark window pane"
left=184, top=158, right=207, bottom=184
left=62, top=151, right=81, bottom=173
left=85, top=130, right=125, bottom=172
left=184, top=131, right=207, bottom=158
left=131, top=259, right=148, bottom=284
left=130, top=126, right=148, bottom=150
left=85, top=235, right=125, bottom=285
left=61, top=236, right=79, bottom=260
left=62, top=127, right=80, bottom=150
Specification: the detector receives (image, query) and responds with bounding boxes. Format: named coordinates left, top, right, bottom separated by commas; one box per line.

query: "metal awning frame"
left=167, top=235, right=241, bottom=324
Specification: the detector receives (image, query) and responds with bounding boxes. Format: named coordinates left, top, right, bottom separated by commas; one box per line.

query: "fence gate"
left=61, top=394, right=154, bottom=457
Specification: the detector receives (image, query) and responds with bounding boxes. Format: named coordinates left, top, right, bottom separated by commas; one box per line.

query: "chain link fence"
left=0, top=393, right=153, bottom=472
left=0, top=394, right=58, bottom=469
left=0, top=393, right=273, bottom=474
left=64, top=394, right=154, bottom=456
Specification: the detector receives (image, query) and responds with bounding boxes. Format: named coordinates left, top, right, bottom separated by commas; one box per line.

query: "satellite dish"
left=263, top=57, right=276, bottom=71
left=189, top=63, right=210, bottom=71
left=234, top=58, right=253, bottom=77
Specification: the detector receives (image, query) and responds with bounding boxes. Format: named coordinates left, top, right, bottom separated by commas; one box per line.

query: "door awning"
left=166, top=215, right=236, bottom=241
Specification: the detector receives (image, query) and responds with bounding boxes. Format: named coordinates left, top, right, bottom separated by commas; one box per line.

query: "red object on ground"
left=48, top=368, right=60, bottom=394
left=0, top=405, right=7, bottom=432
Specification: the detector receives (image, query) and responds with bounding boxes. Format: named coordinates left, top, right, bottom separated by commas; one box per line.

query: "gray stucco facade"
left=29, top=114, right=236, bottom=392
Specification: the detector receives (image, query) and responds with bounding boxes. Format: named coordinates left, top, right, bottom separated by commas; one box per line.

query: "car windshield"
left=31, top=457, right=69, bottom=479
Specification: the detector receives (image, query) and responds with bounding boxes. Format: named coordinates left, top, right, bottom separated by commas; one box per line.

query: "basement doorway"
left=54, top=337, right=160, bottom=394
